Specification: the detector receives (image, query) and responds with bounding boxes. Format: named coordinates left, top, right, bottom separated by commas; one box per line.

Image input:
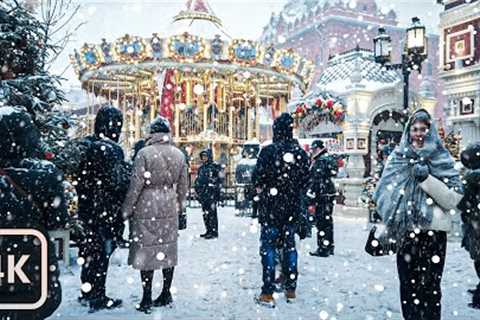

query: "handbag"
left=365, top=224, right=397, bottom=257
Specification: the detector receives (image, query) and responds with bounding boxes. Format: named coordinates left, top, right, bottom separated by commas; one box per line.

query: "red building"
left=260, top=0, right=443, bottom=116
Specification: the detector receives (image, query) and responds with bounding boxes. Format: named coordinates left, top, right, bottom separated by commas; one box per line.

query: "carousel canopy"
left=69, top=0, right=315, bottom=94
left=170, top=0, right=228, bottom=39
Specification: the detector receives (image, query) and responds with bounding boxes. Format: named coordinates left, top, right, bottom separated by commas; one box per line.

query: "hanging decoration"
left=291, top=95, right=346, bottom=126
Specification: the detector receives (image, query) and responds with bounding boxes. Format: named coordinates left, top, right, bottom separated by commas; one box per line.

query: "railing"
left=178, top=110, right=203, bottom=136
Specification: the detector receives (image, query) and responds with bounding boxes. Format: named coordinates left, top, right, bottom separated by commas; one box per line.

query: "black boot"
left=204, top=233, right=218, bottom=239
left=153, top=291, right=173, bottom=307
left=88, top=296, right=122, bottom=313
left=136, top=270, right=154, bottom=313
left=136, top=295, right=152, bottom=314
left=309, top=249, right=330, bottom=257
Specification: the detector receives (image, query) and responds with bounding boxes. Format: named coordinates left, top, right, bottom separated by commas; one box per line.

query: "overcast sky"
left=58, top=0, right=443, bottom=87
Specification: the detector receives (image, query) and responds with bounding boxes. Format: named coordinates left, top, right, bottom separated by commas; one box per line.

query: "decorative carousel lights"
left=70, top=0, right=314, bottom=184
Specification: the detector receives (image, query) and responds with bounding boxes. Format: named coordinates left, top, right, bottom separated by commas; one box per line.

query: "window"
left=460, top=97, right=475, bottom=115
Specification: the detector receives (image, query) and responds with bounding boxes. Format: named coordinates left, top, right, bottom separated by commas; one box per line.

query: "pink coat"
left=122, top=133, right=188, bottom=270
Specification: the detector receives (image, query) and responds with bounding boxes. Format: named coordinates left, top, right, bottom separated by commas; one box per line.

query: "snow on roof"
left=315, top=48, right=401, bottom=93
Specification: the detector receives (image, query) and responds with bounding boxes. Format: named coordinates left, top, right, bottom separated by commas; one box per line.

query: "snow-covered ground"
left=50, top=207, right=479, bottom=320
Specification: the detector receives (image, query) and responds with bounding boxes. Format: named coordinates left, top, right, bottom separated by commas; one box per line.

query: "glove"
left=413, top=162, right=429, bottom=182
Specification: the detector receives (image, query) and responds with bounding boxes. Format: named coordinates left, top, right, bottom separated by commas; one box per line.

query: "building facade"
left=439, top=0, right=480, bottom=149
left=260, top=0, right=443, bottom=117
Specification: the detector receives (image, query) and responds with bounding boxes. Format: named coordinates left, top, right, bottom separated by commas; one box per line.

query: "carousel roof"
left=170, top=0, right=229, bottom=39
left=69, top=0, right=315, bottom=93
left=316, top=47, right=401, bottom=93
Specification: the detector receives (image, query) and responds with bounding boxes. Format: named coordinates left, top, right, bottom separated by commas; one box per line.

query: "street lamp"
left=373, top=17, right=428, bottom=110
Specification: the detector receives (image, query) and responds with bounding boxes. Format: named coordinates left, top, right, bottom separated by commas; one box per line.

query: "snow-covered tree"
left=0, top=0, right=77, bottom=169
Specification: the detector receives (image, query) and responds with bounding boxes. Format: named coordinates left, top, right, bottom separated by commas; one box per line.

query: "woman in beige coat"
left=122, top=116, right=188, bottom=313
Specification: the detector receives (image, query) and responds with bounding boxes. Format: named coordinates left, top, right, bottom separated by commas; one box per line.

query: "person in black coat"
left=252, top=113, right=310, bottom=307
left=459, top=142, right=480, bottom=309
left=0, top=108, right=69, bottom=320
left=307, top=140, right=338, bottom=257
left=194, top=149, right=222, bottom=239
left=75, top=105, right=129, bottom=312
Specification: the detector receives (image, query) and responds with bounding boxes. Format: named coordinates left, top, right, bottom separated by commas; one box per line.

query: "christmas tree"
left=0, top=0, right=76, bottom=167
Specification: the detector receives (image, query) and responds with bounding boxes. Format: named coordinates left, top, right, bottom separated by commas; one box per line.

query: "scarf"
left=373, top=109, right=463, bottom=239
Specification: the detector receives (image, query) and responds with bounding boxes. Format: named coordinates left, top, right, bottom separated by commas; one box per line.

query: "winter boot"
left=88, top=296, right=122, bottom=313
left=153, top=291, right=173, bottom=307
left=200, top=232, right=209, bottom=238
left=204, top=233, right=218, bottom=240
left=254, top=293, right=275, bottom=308
left=136, top=296, right=153, bottom=314
left=285, top=290, right=296, bottom=303
left=309, top=249, right=330, bottom=257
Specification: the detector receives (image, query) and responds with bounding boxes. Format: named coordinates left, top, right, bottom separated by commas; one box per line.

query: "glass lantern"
left=406, top=17, right=426, bottom=55
left=373, top=27, right=392, bottom=65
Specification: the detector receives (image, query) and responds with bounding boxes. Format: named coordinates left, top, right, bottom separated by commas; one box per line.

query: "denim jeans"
left=259, top=224, right=298, bottom=294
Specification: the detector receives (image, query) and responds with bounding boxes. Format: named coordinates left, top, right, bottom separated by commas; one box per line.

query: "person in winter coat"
left=373, top=109, right=463, bottom=320
left=307, top=140, right=338, bottom=257
left=458, top=142, right=480, bottom=309
left=0, top=108, right=69, bottom=320
left=252, top=113, right=310, bottom=307
left=75, top=105, right=130, bottom=312
left=122, top=116, right=188, bottom=314
left=194, top=149, right=222, bottom=239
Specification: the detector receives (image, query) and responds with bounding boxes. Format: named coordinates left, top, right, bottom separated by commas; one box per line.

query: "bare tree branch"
left=51, top=3, right=81, bottom=36
left=37, top=0, right=84, bottom=68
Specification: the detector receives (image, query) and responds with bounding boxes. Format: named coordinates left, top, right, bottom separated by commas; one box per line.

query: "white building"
left=293, top=47, right=437, bottom=209
left=439, top=0, right=480, bottom=150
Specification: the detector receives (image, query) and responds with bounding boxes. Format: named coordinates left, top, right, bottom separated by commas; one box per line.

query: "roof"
left=170, top=0, right=229, bottom=38
left=315, top=48, right=401, bottom=93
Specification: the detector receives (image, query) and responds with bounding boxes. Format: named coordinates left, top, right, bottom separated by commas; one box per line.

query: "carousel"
left=70, top=0, right=314, bottom=184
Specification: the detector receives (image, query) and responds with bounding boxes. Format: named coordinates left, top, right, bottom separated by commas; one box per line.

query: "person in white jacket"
left=374, top=109, right=463, bottom=320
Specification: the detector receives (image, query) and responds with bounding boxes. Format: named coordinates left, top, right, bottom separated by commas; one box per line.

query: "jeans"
left=260, top=224, right=298, bottom=294
left=397, top=230, right=447, bottom=320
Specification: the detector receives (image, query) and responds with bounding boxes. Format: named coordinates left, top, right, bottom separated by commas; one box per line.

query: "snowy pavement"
left=51, top=207, right=479, bottom=320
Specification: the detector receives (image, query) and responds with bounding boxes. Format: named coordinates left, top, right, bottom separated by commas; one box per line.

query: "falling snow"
left=53, top=208, right=479, bottom=319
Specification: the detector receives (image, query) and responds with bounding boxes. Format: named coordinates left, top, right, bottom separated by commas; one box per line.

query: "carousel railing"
left=212, top=112, right=229, bottom=137
left=232, top=114, right=248, bottom=140
left=178, top=110, right=203, bottom=136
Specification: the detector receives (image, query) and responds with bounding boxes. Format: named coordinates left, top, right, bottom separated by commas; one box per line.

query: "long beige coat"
left=122, top=132, right=188, bottom=270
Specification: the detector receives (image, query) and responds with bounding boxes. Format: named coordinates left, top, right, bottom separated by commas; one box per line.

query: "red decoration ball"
left=326, top=99, right=334, bottom=109
left=44, top=151, right=55, bottom=160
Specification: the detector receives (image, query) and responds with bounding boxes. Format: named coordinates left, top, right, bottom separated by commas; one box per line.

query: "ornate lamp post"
left=373, top=17, right=428, bottom=110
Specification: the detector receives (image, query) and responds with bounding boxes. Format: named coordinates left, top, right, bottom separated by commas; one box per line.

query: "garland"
left=291, top=97, right=346, bottom=124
